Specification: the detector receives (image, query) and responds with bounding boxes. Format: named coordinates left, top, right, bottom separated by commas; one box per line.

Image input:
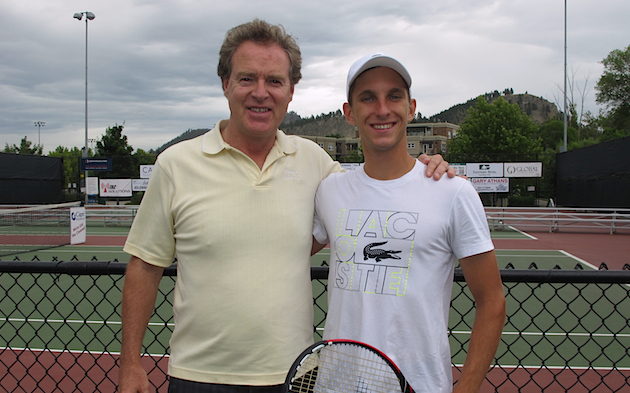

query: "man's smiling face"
left=344, top=66, right=416, bottom=154
left=223, top=40, right=294, bottom=143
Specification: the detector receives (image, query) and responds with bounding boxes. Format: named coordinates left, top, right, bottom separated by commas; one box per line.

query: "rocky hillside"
left=156, top=91, right=559, bottom=151
left=280, top=111, right=356, bottom=137
left=429, top=91, right=558, bottom=125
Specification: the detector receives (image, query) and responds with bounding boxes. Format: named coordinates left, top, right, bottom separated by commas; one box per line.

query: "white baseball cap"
left=346, top=52, right=412, bottom=100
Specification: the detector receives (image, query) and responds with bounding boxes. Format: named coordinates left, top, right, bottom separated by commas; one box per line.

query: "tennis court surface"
left=1, top=211, right=629, bottom=392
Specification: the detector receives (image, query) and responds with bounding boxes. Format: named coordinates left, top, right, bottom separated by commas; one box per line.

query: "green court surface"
left=1, top=228, right=628, bottom=372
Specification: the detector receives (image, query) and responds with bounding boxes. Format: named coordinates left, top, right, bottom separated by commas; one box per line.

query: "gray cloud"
left=1, top=0, right=628, bottom=152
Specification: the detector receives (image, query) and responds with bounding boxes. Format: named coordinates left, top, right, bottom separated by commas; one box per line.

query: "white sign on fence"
left=86, top=177, right=99, bottom=196
left=470, top=177, right=509, bottom=193
left=99, top=179, right=132, bottom=197
left=450, top=163, right=467, bottom=176
left=466, top=163, right=504, bottom=177
left=340, top=163, right=361, bottom=171
left=132, top=178, right=150, bottom=191
left=140, top=165, right=154, bottom=179
left=504, top=162, right=542, bottom=177
left=70, top=207, right=86, bottom=245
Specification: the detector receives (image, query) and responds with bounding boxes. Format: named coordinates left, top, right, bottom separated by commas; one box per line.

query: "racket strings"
left=289, top=343, right=403, bottom=393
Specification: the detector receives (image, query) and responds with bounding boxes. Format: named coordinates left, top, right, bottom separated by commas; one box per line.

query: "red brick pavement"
left=493, top=231, right=630, bottom=270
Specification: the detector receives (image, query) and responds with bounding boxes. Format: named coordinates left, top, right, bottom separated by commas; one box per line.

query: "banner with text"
left=504, top=162, right=542, bottom=177
left=140, top=165, right=154, bottom=179
left=470, top=178, right=509, bottom=193
left=81, top=157, right=112, bottom=171
left=100, top=179, right=132, bottom=197
left=451, top=163, right=467, bottom=176
left=70, top=207, right=86, bottom=245
left=132, top=179, right=150, bottom=191
left=466, top=163, right=503, bottom=177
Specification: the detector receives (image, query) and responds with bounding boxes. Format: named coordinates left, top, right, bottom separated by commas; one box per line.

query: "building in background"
left=300, top=122, right=460, bottom=161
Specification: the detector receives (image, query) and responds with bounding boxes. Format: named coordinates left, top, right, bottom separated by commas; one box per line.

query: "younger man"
left=312, top=53, right=506, bottom=393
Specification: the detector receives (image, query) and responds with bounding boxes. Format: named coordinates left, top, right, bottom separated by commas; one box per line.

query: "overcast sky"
left=2, top=0, right=629, bottom=152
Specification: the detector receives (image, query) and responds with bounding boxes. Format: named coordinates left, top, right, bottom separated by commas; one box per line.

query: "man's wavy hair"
left=217, top=19, right=302, bottom=90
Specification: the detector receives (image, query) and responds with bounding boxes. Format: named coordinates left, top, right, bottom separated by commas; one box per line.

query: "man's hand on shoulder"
left=418, top=154, right=457, bottom=180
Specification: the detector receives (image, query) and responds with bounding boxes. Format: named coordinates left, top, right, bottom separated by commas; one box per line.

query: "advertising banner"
left=132, top=179, right=150, bottom=191
left=340, top=163, right=361, bottom=171
left=70, top=207, right=86, bottom=245
left=81, top=157, right=112, bottom=171
left=470, top=178, right=509, bottom=193
left=99, top=179, right=132, bottom=197
left=466, top=163, right=504, bottom=178
left=450, top=163, right=467, bottom=176
left=504, top=162, right=543, bottom=177
left=140, top=165, right=154, bottom=179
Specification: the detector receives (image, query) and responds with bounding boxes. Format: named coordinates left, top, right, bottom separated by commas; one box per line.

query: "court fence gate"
left=0, top=260, right=629, bottom=392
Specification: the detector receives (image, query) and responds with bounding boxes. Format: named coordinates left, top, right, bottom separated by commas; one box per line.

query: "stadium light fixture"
left=34, top=121, right=45, bottom=148
left=73, top=11, right=95, bottom=205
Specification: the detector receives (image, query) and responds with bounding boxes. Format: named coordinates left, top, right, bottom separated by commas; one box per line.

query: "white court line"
left=451, top=330, right=630, bottom=338
left=5, top=317, right=173, bottom=328
left=0, top=346, right=169, bottom=358
left=507, top=226, right=538, bottom=240
left=3, top=347, right=624, bottom=371
left=454, top=362, right=630, bottom=371
left=558, top=250, right=600, bottom=270
left=560, top=249, right=630, bottom=289
left=494, top=253, right=566, bottom=258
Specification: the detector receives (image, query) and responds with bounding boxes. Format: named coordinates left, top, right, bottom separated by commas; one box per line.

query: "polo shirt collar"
left=202, top=120, right=298, bottom=156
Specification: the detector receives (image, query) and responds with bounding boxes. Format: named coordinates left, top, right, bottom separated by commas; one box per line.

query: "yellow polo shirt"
left=124, top=120, right=340, bottom=385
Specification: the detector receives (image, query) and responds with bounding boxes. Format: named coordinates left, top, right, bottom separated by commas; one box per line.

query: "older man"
left=118, top=20, right=453, bottom=393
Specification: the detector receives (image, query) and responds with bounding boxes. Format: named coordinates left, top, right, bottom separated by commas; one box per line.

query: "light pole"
left=73, top=11, right=95, bottom=205
left=562, top=0, right=568, bottom=153
left=34, top=121, right=45, bottom=148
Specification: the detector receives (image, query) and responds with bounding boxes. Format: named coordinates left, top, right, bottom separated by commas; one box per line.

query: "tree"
left=48, top=146, right=84, bottom=189
left=3, top=136, right=43, bottom=155
left=95, top=124, right=138, bottom=178
left=596, top=45, right=630, bottom=110
left=134, top=149, right=156, bottom=166
left=447, top=97, right=542, bottom=163
left=596, top=45, right=630, bottom=135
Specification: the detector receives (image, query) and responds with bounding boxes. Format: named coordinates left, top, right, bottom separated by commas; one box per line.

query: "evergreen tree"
left=3, top=136, right=43, bottom=155
left=447, top=97, right=542, bottom=163
left=95, top=124, right=138, bottom=178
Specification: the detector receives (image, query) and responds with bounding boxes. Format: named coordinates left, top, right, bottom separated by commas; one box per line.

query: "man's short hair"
left=217, top=19, right=302, bottom=89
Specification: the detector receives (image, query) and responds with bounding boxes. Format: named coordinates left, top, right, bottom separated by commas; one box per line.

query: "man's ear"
left=289, top=83, right=295, bottom=102
left=222, top=78, right=229, bottom=97
left=408, top=98, right=417, bottom=122
left=343, top=102, right=356, bottom=126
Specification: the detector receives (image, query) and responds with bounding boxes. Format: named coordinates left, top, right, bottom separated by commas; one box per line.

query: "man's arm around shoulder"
left=454, top=250, right=506, bottom=393
left=118, top=256, right=164, bottom=393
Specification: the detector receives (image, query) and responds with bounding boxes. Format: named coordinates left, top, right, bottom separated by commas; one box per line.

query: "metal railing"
left=6, top=205, right=630, bottom=233
left=1, top=261, right=629, bottom=392
left=485, top=207, right=630, bottom=234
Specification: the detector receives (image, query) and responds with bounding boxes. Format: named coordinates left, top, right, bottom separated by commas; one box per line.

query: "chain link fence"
left=1, top=259, right=629, bottom=392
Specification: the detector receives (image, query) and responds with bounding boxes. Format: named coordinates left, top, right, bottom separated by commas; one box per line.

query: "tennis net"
left=0, top=202, right=81, bottom=257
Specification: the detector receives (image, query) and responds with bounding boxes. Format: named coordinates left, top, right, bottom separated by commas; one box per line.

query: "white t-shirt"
left=313, top=161, right=494, bottom=393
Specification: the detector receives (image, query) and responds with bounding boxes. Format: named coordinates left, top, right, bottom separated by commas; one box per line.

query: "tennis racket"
left=284, top=339, right=412, bottom=393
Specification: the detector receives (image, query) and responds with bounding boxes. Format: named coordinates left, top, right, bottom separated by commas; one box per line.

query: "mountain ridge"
left=155, top=91, right=558, bottom=153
